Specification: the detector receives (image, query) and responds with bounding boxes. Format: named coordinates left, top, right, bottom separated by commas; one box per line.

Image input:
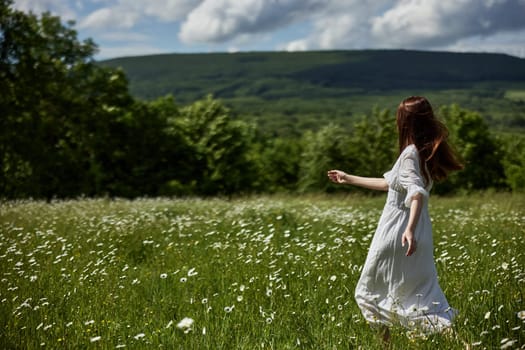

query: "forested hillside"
left=101, top=50, right=525, bottom=134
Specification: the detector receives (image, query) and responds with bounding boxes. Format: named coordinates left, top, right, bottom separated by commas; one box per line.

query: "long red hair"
left=396, top=96, right=463, bottom=183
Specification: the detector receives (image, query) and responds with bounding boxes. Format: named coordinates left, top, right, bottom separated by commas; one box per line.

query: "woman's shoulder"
left=400, top=144, right=419, bottom=158
left=402, top=144, right=418, bottom=153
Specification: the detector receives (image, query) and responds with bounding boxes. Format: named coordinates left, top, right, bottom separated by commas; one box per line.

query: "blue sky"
left=12, top=0, right=525, bottom=60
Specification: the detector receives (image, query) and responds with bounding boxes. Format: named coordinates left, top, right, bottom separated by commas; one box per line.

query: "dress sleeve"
left=399, top=146, right=429, bottom=208
left=383, top=169, right=394, bottom=188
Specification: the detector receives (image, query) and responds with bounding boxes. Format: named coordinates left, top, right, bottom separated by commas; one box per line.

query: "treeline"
left=1, top=2, right=524, bottom=199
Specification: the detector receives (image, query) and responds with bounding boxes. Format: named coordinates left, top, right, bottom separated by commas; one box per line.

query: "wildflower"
left=90, top=336, right=101, bottom=343
left=201, top=298, right=208, bottom=304
left=484, top=311, right=491, bottom=320
left=133, top=333, right=145, bottom=340
left=330, top=275, right=337, bottom=282
left=237, top=295, right=243, bottom=302
left=180, top=277, right=187, bottom=283
left=500, top=339, right=517, bottom=349
left=176, top=317, right=194, bottom=333
left=517, top=310, right=525, bottom=320
left=224, top=305, right=234, bottom=313
left=187, top=268, right=198, bottom=276
left=160, top=273, right=167, bottom=279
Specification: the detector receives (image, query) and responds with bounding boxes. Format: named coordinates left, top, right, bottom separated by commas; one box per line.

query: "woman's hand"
left=327, top=170, right=348, bottom=184
left=327, top=171, right=388, bottom=191
left=401, top=230, right=417, bottom=256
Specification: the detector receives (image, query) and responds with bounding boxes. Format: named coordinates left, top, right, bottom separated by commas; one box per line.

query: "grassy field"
left=1, top=193, right=524, bottom=349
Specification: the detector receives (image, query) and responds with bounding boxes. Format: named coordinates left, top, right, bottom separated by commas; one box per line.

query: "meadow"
left=1, top=193, right=524, bottom=349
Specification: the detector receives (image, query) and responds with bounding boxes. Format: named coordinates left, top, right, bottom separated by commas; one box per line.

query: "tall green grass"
left=1, top=193, right=524, bottom=349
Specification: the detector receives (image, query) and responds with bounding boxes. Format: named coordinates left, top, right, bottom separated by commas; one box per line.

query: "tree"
left=439, top=105, right=506, bottom=192
left=168, top=95, right=257, bottom=195
left=148, top=96, right=197, bottom=196
left=500, top=133, right=525, bottom=192
left=298, top=123, right=352, bottom=192
left=255, top=137, right=302, bottom=193
left=96, top=96, right=187, bottom=197
left=0, top=1, right=134, bottom=198
left=297, top=109, right=397, bottom=193
left=348, top=108, right=397, bottom=178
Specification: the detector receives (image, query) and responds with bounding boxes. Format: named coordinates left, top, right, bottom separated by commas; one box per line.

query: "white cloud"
left=282, top=1, right=389, bottom=51
left=443, top=29, right=525, bottom=58
left=370, top=0, right=525, bottom=48
left=97, top=44, right=167, bottom=59
left=79, top=0, right=201, bottom=31
left=177, top=0, right=393, bottom=51
left=314, top=13, right=361, bottom=50
left=141, top=0, right=201, bottom=22
left=280, top=0, right=525, bottom=57
left=79, top=7, right=139, bottom=30
left=11, top=0, right=525, bottom=58
left=283, top=39, right=308, bottom=52
left=179, top=0, right=323, bottom=44
left=13, top=0, right=77, bottom=20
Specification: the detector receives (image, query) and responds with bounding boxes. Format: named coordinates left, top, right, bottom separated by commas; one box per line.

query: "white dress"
left=354, top=144, right=455, bottom=333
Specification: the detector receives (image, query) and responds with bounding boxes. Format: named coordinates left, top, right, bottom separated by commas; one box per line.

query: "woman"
left=327, top=96, right=463, bottom=340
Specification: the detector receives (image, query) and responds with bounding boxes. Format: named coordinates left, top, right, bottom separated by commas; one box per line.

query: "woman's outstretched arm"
left=327, top=170, right=389, bottom=191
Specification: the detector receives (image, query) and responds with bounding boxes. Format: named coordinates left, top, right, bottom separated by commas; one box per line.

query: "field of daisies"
left=1, top=193, right=524, bottom=349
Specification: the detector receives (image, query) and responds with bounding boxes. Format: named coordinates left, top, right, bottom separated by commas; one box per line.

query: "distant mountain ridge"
left=100, top=49, right=525, bottom=102
left=100, top=50, right=525, bottom=134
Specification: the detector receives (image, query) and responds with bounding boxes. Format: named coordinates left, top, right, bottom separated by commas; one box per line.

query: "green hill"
left=101, top=50, right=525, bottom=135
